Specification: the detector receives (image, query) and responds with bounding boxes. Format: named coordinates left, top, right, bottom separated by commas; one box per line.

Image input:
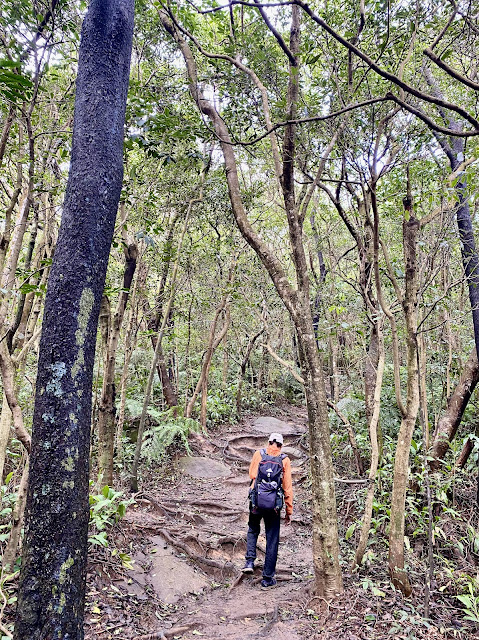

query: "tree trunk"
left=150, top=335, right=178, bottom=407
left=236, top=327, right=264, bottom=416
left=186, top=301, right=231, bottom=423
left=97, top=243, right=137, bottom=486
left=353, top=323, right=385, bottom=567
left=455, top=432, right=477, bottom=470
left=199, top=307, right=231, bottom=428
left=295, top=304, right=343, bottom=598
left=146, top=214, right=180, bottom=409
left=388, top=203, right=421, bottom=596
left=2, top=460, right=29, bottom=573
left=14, top=2, right=134, bottom=637
left=0, top=393, right=12, bottom=485
left=364, top=324, right=379, bottom=423
left=130, top=177, right=205, bottom=491
left=160, top=5, right=343, bottom=598
left=116, top=260, right=147, bottom=453
left=429, top=349, right=479, bottom=470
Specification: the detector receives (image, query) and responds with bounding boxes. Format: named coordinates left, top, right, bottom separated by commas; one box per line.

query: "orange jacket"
left=249, top=444, right=293, bottom=516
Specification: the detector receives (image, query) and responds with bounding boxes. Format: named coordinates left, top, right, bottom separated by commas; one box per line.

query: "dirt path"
left=86, top=408, right=319, bottom=639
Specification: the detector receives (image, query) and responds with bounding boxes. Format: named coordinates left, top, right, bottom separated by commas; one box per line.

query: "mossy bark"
left=14, top=2, right=134, bottom=638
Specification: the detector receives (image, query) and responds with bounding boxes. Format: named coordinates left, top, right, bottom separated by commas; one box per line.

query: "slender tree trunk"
left=146, top=214, right=180, bottom=409
left=0, top=393, right=12, bottom=485
left=295, top=304, right=343, bottom=598
left=116, top=260, right=147, bottom=453
left=353, top=323, right=385, bottom=567
left=0, top=341, right=31, bottom=454
left=199, top=307, right=231, bottom=428
left=388, top=199, right=421, bottom=596
left=364, top=324, right=379, bottom=423
left=97, top=243, right=137, bottom=486
left=186, top=299, right=231, bottom=423
left=2, top=460, right=29, bottom=573
left=130, top=177, right=205, bottom=491
left=236, top=327, right=264, bottom=416
left=14, top=2, right=134, bottom=637
left=0, top=105, right=15, bottom=168
left=455, top=430, right=478, bottom=469
left=150, top=336, right=178, bottom=407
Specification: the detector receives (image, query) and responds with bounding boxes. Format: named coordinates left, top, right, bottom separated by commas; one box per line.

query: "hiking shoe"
left=260, top=577, right=277, bottom=590
left=241, top=560, right=254, bottom=574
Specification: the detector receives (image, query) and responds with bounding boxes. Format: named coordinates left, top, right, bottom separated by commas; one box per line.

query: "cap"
left=269, top=432, right=283, bottom=445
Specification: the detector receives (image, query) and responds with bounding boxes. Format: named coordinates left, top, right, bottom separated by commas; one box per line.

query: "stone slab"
left=251, top=416, right=304, bottom=435
left=178, top=456, right=231, bottom=478
left=147, top=535, right=209, bottom=604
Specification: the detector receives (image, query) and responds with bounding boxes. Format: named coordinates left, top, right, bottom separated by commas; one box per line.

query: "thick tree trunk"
left=295, top=304, right=343, bottom=598
left=14, top=2, right=134, bottom=638
left=429, top=349, right=479, bottom=470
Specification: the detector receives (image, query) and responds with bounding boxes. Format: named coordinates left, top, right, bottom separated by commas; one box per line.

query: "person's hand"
left=285, top=513, right=292, bottom=525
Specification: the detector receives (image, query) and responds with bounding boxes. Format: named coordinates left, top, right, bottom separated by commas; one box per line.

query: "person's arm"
left=282, top=457, right=293, bottom=518
left=249, top=450, right=261, bottom=486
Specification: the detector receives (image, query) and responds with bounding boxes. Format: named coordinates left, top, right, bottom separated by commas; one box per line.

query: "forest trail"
left=82, top=406, right=455, bottom=640
left=85, top=406, right=322, bottom=640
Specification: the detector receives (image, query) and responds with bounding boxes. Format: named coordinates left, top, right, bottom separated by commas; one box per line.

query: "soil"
left=21, top=404, right=476, bottom=639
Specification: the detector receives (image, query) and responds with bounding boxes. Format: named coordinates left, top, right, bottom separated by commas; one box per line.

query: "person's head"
left=268, top=432, right=283, bottom=447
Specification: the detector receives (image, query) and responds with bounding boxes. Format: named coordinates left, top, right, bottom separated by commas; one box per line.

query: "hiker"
left=242, top=432, right=293, bottom=589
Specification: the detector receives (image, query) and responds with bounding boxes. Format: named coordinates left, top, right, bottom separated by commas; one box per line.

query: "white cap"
left=269, top=432, right=283, bottom=445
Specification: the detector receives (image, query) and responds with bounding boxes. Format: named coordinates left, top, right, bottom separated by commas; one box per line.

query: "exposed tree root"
left=263, top=603, right=279, bottom=633
left=158, top=528, right=237, bottom=576
left=135, top=495, right=176, bottom=516
left=227, top=572, right=245, bottom=593
left=134, top=624, right=196, bottom=639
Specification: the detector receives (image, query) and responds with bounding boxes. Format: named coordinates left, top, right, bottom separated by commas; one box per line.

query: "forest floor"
left=5, top=404, right=475, bottom=638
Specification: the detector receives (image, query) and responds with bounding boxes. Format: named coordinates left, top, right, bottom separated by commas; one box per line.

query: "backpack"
left=251, top=449, right=286, bottom=511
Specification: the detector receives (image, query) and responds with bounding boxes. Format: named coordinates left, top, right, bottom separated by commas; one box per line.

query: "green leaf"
left=345, top=523, right=356, bottom=540
left=0, top=58, right=21, bottom=68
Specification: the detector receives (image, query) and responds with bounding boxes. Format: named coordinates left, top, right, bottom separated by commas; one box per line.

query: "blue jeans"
left=245, top=508, right=281, bottom=578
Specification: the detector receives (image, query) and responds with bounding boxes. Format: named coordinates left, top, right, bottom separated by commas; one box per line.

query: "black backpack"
left=251, top=449, right=285, bottom=511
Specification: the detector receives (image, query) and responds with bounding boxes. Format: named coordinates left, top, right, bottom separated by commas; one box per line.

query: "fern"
left=141, top=416, right=202, bottom=464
